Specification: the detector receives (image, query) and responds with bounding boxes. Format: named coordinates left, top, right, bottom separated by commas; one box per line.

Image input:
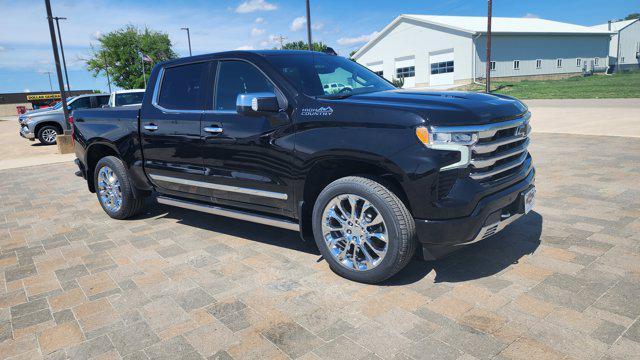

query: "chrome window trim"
left=149, top=174, right=288, bottom=200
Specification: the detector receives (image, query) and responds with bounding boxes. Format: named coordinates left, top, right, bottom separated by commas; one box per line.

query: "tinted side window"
left=94, top=96, right=109, bottom=108
left=158, top=62, right=206, bottom=110
left=215, top=61, right=274, bottom=111
left=70, top=96, right=91, bottom=110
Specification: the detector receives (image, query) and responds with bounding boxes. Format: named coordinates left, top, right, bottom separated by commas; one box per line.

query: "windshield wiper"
left=320, top=93, right=354, bottom=100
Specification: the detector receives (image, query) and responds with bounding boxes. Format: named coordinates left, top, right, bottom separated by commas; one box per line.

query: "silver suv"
left=19, top=93, right=109, bottom=145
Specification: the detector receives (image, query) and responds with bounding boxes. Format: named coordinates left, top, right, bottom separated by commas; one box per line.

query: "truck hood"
left=342, top=90, right=528, bottom=126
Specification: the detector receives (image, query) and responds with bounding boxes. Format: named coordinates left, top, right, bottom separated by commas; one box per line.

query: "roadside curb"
left=0, top=154, right=76, bottom=171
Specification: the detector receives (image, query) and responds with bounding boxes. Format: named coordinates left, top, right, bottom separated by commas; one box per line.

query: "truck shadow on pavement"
left=384, top=212, right=543, bottom=286
left=144, top=201, right=542, bottom=285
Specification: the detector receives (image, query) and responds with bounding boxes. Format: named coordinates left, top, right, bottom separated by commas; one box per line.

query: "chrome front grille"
left=469, top=115, right=531, bottom=181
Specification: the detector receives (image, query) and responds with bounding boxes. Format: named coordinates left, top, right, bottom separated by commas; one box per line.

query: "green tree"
left=86, top=25, right=178, bottom=89
left=624, top=13, right=639, bottom=20
left=280, top=40, right=329, bottom=52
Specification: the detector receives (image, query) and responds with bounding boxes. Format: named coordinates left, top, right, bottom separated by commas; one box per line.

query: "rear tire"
left=312, top=176, right=416, bottom=283
left=37, top=125, right=60, bottom=145
left=94, top=156, right=145, bottom=219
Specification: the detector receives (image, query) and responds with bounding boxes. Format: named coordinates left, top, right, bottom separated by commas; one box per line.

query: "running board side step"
left=156, top=196, right=300, bottom=232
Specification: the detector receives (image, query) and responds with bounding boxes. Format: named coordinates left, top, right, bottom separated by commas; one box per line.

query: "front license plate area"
left=523, top=187, right=536, bottom=214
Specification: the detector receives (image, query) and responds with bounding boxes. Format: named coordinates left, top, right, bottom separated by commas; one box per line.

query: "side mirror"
left=236, top=92, right=280, bottom=117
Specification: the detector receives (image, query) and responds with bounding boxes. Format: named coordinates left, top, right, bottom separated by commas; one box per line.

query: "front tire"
left=37, top=125, right=60, bottom=145
left=94, top=156, right=145, bottom=219
left=312, top=176, right=416, bottom=283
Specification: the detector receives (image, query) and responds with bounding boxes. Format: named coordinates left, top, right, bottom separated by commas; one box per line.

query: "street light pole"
left=305, top=0, right=312, bottom=50
left=53, top=16, right=71, bottom=91
left=44, top=71, right=53, bottom=92
left=181, top=27, right=192, bottom=56
left=44, top=0, right=70, bottom=132
left=485, top=0, right=492, bottom=93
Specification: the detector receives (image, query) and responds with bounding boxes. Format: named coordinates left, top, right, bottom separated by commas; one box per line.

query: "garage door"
left=395, top=57, right=415, bottom=88
left=429, top=50, right=454, bottom=86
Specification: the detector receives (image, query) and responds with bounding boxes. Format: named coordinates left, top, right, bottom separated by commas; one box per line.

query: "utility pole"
left=44, top=71, right=53, bottom=92
left=485, top=0, right=492, bottom=93
left=305, top=0, right=312, bottom=50
left=181, top=27, right=192, bottom=56
left=45, top=0, right=70, bottom=132
left=275, top=35, right=286, bottom=49
left=53, top=16, right=70, bottom=91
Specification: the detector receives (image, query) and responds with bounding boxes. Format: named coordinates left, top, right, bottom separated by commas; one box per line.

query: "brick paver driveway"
left=1, top=133, right=639, bottom=359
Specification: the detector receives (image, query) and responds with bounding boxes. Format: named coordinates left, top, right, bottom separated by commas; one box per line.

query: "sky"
left=0, top=0, right=638, bottom=93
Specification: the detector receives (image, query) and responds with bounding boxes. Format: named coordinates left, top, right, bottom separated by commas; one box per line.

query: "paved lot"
left=526, top=99, right=640, bottom=138
left=0, top=118, right=75, bottom=171
left=1, top=132, right=639, bottom=359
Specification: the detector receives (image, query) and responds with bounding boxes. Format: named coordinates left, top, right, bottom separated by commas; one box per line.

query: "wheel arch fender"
left=297, top=152, right=412, bottom=238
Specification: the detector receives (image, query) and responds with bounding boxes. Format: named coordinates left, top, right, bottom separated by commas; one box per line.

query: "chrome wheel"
left=97, top=166, right=122, bottom=212
left=321, top=194, right=388, bottom=271
left=41, top=128, right=57, bottom=143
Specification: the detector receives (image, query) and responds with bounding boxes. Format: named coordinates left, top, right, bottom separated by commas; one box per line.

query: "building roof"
left=403, top=15, right=614, bottom=35
left=591, top=19, right=639, bottom=32
left=353, top=14, right=613, bottom=59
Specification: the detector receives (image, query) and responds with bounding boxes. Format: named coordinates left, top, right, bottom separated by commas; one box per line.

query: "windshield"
left=265, top=54, right=395, bottom=99
left=115, top=92, right=145, bottom=106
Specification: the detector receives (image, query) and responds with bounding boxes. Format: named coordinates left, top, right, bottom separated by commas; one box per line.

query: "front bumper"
left=415, top=168, right=535, bottom=260
left=20, top=125, right=35, bottom=140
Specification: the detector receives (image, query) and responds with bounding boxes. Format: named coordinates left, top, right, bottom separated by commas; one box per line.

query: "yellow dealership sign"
left=26, top=93, right=62, bottom=101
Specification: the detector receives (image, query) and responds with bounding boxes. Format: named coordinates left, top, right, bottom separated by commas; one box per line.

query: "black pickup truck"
left=73, top=50, right=535, bottom=283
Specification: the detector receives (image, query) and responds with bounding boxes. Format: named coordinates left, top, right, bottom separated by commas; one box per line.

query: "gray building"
left=352, top=15, right=613, bottom=88
left=592, top=19, right=640, bottom=71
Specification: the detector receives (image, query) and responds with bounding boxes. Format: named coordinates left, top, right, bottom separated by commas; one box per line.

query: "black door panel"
left=140, top=61, right=209, bottom=196
left=201, top=60, right=295, bottom=216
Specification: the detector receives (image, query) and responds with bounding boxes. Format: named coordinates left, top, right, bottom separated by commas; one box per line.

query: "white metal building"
left=591, top=19, right=640, bottom=71
left=352, top=15, right=613, bottom=88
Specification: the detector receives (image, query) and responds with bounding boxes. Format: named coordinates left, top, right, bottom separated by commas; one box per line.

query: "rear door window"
left=157, top=62, right=207, bottom=110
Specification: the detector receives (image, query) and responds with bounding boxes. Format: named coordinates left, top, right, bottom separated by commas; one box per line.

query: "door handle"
left=204, top=126, right=224, bottom=134
left=144, top=124, right=159, bottom=131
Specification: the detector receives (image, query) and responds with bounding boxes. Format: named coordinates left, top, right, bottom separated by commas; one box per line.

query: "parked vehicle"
left=107, top=89, right=145, bottom=107
left=72, top=51, right=535, bottom=283
left=19, top=93, right=109, bottom=145
left=323, top=82, right=352, bottom=95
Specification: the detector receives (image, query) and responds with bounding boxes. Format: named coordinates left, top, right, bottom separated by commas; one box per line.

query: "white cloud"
left=0, top=45, right=5, bottom=52
left=254, top=17, right=264, bottom=24
left=91, top=31, right=103, bottom=40
left=251, top=27, right=265, bottom=36
left=337, top=31, right=379, bottom=46
left=235, top=0, right=277, bottom=14
left=259, top=40, right=270, bottom=47
left=290, top=16, right=322, bottom=32
left=235, top=45, right=255, bottom=50
left=291, top=16, right=306, bottom=31
left=23, top=88, right=30, bottom=92
left=523, top=13, right=540, bottom=18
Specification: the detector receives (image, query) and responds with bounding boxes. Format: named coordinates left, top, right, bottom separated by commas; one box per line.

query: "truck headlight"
left=416, top=126, right=478, bottom=170
left=415, top=127, right=478, bottom=147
